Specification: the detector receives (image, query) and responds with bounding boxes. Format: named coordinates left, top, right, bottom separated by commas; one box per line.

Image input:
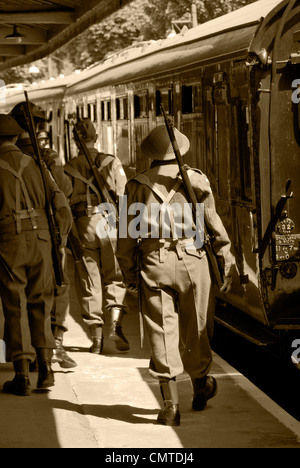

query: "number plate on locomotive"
left=275, top=233, right=300, bottom=261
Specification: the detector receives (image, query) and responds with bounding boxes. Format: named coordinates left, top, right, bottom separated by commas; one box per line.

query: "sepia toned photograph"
left=0, top=0, right=299, bottom=451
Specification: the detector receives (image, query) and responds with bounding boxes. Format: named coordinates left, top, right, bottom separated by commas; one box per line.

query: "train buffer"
left=0, top=256, right=300, bottom=449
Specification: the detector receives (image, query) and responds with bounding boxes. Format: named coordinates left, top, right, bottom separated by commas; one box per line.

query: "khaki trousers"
left=140, top=244, right=215, bottom=380
left=74, top=214, right=126, bottom=327
left=0, top=229, right=56, bottom=362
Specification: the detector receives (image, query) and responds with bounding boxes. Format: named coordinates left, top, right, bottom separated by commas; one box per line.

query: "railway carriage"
left=1, top=0, right=299, bottom=358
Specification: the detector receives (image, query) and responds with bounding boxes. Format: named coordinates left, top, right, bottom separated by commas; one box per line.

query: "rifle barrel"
left=23, top=91, right=65, bottom=286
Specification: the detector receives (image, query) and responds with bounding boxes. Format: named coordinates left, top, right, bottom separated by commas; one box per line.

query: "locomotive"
left=1, top=0, right=299, bottom=361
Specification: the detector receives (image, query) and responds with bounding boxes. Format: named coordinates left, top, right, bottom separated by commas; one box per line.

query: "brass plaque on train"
left=275, top=234, right=300, bottom=261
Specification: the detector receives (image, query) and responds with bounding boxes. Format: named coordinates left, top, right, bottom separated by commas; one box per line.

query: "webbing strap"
left=64, top=165, right=102, bottom=216
left=134, top=174, right=183, bottom=261
left=0, top=155, right=38, bottom=233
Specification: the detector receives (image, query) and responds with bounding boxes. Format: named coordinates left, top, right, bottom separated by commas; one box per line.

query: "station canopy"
left=0, top=0, right=133, bottom=72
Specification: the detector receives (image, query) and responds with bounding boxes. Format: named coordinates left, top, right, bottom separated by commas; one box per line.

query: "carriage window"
left=76, top=105, right=84, bottom=120
left=107, top=101, right=111, bottom=121
left=182, top=85, right=203, bottom=114
left=123, top=98, right=128, bottom=120
left=216, top=106, right=229, bottom=198
left=182, top=86, right=193, bottom=114
left=134, top=93, right=148, bottom=118
left=101, top=100, right=111, bottom=121
left=116, top=99, right=121, bottom=120
left=117, top=98, right=129, bottom=120
left=88, top=103, right=97, bottom=122
left=156, top=88, right=173, bottom=116
left=238, top=104, right=252, bottom=201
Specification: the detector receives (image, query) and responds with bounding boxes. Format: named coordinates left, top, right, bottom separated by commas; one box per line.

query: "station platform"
left=0, top=257, right=300, bottom=449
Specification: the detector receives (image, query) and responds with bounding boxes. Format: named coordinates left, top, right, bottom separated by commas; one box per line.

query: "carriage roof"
left=65, top=0, right=287, bottom=95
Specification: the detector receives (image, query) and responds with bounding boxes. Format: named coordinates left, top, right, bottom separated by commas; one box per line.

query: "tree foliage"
left=2, top=0, right=256, bottom=84
left=63, top=0, right=256, bottom=68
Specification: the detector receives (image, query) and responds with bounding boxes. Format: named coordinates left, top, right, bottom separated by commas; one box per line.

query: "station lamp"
left=5, top=25, right=24, bottom=44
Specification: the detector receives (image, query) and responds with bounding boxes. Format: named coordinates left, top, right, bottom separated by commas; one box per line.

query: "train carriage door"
left=230, top=61, right=266, bottom=323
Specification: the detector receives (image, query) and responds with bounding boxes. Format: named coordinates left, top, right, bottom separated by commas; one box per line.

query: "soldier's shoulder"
left=65, top=156, right=80, bottom=168
left=127, top=168, right=149, bottom=184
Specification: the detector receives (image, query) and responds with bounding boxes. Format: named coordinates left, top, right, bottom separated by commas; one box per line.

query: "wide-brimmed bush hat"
left=0, top=114, right=24, bottom=136
left=141, top=125, right=190, bottom=161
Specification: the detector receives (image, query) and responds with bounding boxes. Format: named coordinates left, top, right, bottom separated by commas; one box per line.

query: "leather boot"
left=109, top=307, right=130, bottom=351
left=52, top=326, right=77, bottom=369
left=157, top=378, right=180, bottom=426
left=2, top=359, right=31, bottom=396
left=36, top=348, right=55, bottom=389
left=89, top=324, right=104, bottom=354
left=192, top=375, right=217, bottom=411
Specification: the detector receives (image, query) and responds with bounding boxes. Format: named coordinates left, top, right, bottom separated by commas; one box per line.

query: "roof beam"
left=0, top=45, right=26, bottom=56
left=0, top=11, right=75, bottom=24
left=0, top=0, right=135, bottom=71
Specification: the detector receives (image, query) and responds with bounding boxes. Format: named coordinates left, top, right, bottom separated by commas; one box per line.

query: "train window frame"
left=134, top=91, right=149, bottom=119
left=88, top=102, right=97, bottom=122
left=116, top=96, right=129, bottom=121
left=156, top=87, right=173, bottom=116
left=101, top=99, right=112, bottom=122
left=182, top=84, right=203, bottom=114
left=76, top=104, right=84, bottom=120
left=237, top=101, right=252, bottom=202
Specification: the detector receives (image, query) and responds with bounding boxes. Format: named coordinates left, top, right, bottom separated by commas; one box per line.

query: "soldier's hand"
left=220, top=275, right=232, bottom=294
left=126, top=283, right=138, bottom=293
left=41, top=148, right=58, bottom=168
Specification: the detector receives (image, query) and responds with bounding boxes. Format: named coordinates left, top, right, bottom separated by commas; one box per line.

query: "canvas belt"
left=139, top=237, right=205, bottom=263
left=0, top=209, right=48, bottom=234
left=72, top=202, right=102, bottom=218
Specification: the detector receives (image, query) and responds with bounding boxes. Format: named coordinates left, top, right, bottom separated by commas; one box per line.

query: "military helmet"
left=37, top=130, right=49, bottom=139
left=10, top=101, right=46, bottom=131
left=0, top=114, right=24, bottom=136
left=74, top=118, right=96, bottom=142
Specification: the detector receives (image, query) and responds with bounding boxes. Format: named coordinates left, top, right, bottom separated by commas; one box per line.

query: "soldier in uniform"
left=117, top=125, right=235, bottom=426
left=64, top=118, right=130, bottom=354
left=10, top=102, right=77, bottom=370
left=37, top=130, right=50, bottom=149
left=0, top=114, right=73, bottom=396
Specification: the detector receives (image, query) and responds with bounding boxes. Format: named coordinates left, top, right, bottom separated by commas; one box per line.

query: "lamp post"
left=168, top=1, right=198, bottom=37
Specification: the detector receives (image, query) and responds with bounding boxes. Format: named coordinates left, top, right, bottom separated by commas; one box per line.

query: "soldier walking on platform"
left=10, top=102, right=77, bottom=369
left=64, top=118, right=130, bottom=354
left=0, top=114, right=73, bottom=396
left=117, top=125, right=235, bottom=426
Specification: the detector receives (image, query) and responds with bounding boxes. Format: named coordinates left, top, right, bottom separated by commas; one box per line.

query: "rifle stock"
left=22, top=91, right=65, bottom=287
left=160, top=104, right=223, bottom=289
left=67, top=223, right=93, bottom=286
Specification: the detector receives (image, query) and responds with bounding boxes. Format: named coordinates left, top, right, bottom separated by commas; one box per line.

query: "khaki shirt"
left=0, top=144, right=72, bottom=239
left=117, top=161, right=235, bottom=284
left=64, top=147, right=127, bottom=207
